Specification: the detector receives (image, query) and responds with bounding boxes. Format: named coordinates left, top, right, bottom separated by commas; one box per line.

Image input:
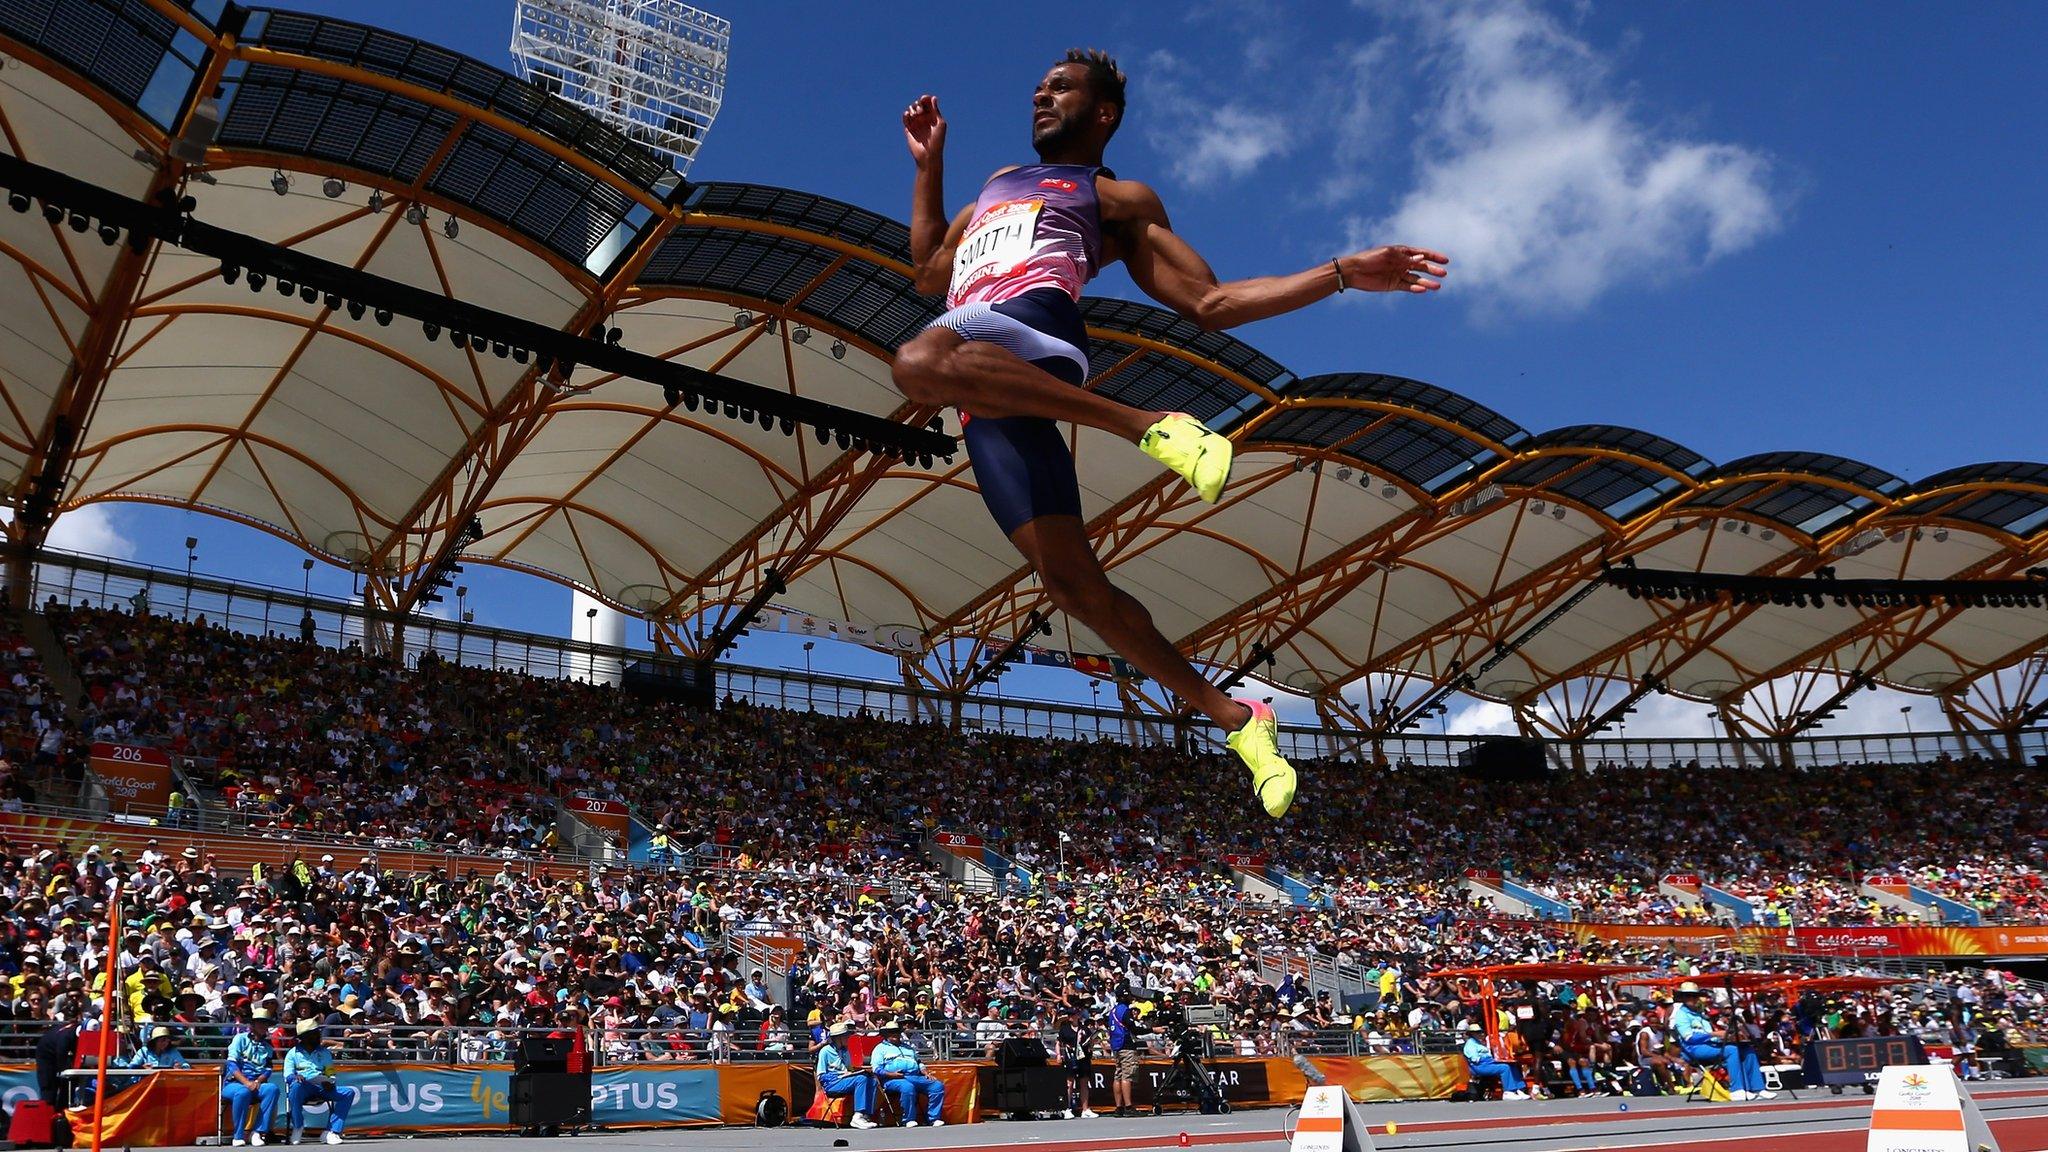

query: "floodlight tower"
left=510, top=0, right=729, bottom=172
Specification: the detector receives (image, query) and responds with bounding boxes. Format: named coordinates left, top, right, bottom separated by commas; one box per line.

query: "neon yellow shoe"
left=1139, top=413, right=1234, bottom=503
left=1225, top=698, right=1296, bottom=818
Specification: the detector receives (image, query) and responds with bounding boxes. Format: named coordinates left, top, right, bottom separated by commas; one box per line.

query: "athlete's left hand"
left=1339, top=246, right=1450, bottom=293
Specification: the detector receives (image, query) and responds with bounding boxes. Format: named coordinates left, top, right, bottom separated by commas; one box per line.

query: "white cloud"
left=46, top=504, right=136, bottom=559
left=0, top=503, right=137, bottom=560
left=1139, top=51, right=1296, bottom=185
left=1355, top=0, right=1781, bottom=313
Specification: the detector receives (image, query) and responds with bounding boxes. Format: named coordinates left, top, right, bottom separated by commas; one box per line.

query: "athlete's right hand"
left=903, top=95, right=946, bottom=168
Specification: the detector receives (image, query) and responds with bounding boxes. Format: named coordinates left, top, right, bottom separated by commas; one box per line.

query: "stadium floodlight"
left=509, top=0, right=729, bottom=172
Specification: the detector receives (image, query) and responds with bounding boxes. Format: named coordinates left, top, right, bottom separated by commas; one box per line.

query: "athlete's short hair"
left=1060, top=48, right=1126, bottom=137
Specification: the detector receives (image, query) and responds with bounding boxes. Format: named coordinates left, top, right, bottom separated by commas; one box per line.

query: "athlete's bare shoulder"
left=1093, top=172, right=1168, bottom=226
left=1093, top=172, right=1169, bottom=266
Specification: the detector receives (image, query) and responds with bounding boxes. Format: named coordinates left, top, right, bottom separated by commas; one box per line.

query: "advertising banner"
left=89, top=742, right=172, bottom=814
left=326, top=1065, right=721, bottom=1132
left=1567, top=922, right=2048, bottom=959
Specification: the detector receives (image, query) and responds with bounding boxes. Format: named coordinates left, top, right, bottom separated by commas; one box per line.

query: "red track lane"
left=880, top=1090, right=2048, bottom=1152
left=1555, top=1113, right=2048, bottom=1152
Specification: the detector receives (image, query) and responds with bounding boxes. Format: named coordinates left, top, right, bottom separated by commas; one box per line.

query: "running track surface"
left=345, top=1082, right=2048, bottom=1152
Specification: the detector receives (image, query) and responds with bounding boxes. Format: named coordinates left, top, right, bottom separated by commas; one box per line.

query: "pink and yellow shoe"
left=1225, top=697, right=1297, bottom=818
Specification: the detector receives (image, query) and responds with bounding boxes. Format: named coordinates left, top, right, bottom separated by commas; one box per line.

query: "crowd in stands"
left=0, top=600, right=2036, bottom=1106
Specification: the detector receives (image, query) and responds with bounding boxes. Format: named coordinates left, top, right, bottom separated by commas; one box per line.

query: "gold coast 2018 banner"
left=1568, top=922, right=2048, bottom=959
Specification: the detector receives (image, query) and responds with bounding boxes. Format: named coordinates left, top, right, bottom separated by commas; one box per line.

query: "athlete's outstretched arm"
left=1116, top=182, right=1448, bottom=331
left=903, top=95, right=973, bottom=296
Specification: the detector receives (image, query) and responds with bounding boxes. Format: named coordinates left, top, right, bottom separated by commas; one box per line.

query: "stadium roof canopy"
left=3, top=0, right=2045, bottom=741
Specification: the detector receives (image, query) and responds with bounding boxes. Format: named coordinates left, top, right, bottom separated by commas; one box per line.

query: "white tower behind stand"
left=571, top=590, right=627, bottom=684
left=509, top=0, right=729, bottom=172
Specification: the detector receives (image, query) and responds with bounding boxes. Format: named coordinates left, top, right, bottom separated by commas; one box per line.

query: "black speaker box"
left=992, top=1067, right=1067, bottom=1113
left=995, top=1036, right=1049, bottom=1068
left=1458, top=736, right=1547, bottom=783
left=510, top=1072, right=591, bottom=1127
left=515, top=1035, right=576, bottom=1072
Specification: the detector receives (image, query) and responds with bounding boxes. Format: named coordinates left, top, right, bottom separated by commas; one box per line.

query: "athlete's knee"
left=892, top=331, right=963, bottom=405
left=1040, top=567, right=1117, bottom=623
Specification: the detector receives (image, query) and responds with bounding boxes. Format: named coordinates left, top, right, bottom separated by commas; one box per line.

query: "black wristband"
left=1331, top=258, right=1346, bottom=293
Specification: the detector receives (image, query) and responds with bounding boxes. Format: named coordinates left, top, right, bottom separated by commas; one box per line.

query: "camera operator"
left=1107, top=987, right=1140, bottom=1118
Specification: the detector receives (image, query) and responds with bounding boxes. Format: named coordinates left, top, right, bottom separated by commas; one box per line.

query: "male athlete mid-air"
left=891, top=50, right=1448, bottom=819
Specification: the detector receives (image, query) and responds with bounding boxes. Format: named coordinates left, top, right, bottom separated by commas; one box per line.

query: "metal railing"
left=27, top=545, right=2047, bottom=765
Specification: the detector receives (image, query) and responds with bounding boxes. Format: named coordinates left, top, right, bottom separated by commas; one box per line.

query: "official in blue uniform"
left=283, top=1018, right=359, bottom=1144
left=816, top=1021, right=879, bottom=1129
left=1670, top=983, right=1770, bottom=1100
left=1458, top=1021, right=1530, bottom=1100
left=871, top=1019, right=946, bottom=1127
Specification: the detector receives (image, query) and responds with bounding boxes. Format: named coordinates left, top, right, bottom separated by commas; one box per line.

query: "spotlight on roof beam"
left=792, top=326, right=811, bottom=345
left=1382, top=484, right=1398, bottom=498
left=221, top=263, right=240, bottom=285
left=346, top=300, right=365, bottom=320
left=405, top=204, right=426, bottom=226
left=67, top=211, right=88, bottom=233
left=733, top=310, right=753, bottom=329
left=366, top=189, right=384, bottom=214
left=606, top=328, right=622, bottom=345
left=270, top=169, right=290, bottom=196
left=830, top=339, right=846, bottom=360
left=422, top=321, right=441, bottom=341
left=443, top=215, right=460, bottom=239
left=1835, top=528, right=1886, bottom=558
left=1551, top=505, right=1566, bottom=520
left=96, top=222, right=120, bottom=246
left=1479, top=484, right=1506, bottom=505
left=662, top=383, right=680, bottom=408
left=1335, top=467, right=1352, bottom=482
left=276, top=279, right=294, bottom=297
left=682, top=390, right=699, bottom=412
left=301, top=285, right=320, bottom=304
left=512, top=347, right=528, bottom=364
left=8, top=191, right=29, bottom=213
left=324, top=292, right=341, bottom=309
left=1760, top=528, right=1776, bottom=541
left=1722, top=520, right=1737, bottom=532
left=246, top=271, right=266, bottom=292
left=322, top=177, right=345, bottom=198
left=373, top=308, right=392, bottom=326
left=41, top=202, right=62, bottom=225
left=491, top=341, right=509, bottom=358
left=1529, top=500, right=1546, bottom=515
left=1932, top=527, right=1948, bottom=542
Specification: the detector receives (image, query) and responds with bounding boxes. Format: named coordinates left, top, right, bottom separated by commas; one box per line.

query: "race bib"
left=951, top=198, right=1042, bottom=299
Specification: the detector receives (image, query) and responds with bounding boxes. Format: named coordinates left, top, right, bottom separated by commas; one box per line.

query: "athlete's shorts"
left=926, top=287, right=1089, bottom=537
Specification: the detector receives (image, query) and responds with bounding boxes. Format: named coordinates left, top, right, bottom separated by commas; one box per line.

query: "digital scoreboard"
left=1811, top=1036, right=1927, bottom=1087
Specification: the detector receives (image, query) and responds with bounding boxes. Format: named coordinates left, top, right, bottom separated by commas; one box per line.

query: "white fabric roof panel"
left=4, top=2, right=2044, bottom=725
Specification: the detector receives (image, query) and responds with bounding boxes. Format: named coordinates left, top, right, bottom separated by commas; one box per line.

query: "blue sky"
left=63, top=0, right=2048, bottom=734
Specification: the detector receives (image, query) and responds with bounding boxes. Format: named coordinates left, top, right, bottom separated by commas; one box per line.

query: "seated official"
left=1458, top=1021, right=1530, bottom=1100
left=816, top=1021, right=879, bottom=1130
left=1670, top=984, right=1770, bottom=1101
left=283, top=1018, right=359, bottom=1145
left=121, top=1026, right=191, bottom=1072
left=870, top=1019, right=945, bottom=1128
left=223, top=1010, right=282, bottom=1147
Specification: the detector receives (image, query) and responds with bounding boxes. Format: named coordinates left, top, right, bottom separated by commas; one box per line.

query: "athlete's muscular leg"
left=894, top=327, right=1160, bottom=443
left=1010, top=514, right=1251, bottom=734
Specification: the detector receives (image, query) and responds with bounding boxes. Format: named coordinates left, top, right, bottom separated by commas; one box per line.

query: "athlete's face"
left=1031, top=63, right=1108, bottom=153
